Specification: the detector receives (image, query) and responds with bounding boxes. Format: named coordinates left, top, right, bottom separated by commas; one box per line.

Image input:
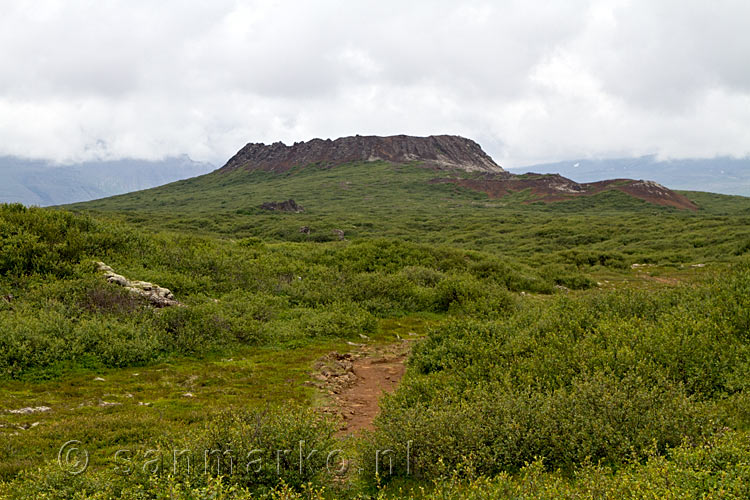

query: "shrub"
left=183, top=407, right=338, bottom=492
left=360, top=267, right=750, bottom=485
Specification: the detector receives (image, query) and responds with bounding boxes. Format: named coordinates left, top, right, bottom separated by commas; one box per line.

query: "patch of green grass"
left=0, top=338, right=346, bottom=479
left=1, top=160, right=749, bottom=497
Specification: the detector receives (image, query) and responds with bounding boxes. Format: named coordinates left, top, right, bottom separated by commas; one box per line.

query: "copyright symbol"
left=58, top=440, right=89, bottom=475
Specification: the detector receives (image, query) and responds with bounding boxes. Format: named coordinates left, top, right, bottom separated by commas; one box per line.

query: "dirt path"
left=310, top=342, right=411, bottom=435
left=336, top=351, right=406, bottom=434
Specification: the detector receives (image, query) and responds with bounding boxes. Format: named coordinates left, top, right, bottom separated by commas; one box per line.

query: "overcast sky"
left=1, top=0, right=749, bottom=168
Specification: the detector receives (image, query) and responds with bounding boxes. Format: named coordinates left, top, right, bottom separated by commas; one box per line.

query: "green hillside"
left=69, top=161, right=750, bottom=268
left=1, top=161, right=749, bottom=498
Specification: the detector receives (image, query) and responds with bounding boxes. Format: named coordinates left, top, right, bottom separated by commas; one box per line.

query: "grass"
left=1, top=160, right=749, bottom=497
left=66, top=162, right=750, bottom=269
left=0, top=316, right=433, bottom=480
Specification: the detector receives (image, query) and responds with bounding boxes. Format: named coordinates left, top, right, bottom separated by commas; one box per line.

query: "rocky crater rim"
left=220, top=134, right=504, bottom=174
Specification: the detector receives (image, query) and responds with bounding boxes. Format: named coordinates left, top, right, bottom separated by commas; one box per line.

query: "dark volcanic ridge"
left=220, top=134, right=504, bottom=174
left=432, top=173, right=698, bottom=210
left=220, top=134, right=697, bottom=210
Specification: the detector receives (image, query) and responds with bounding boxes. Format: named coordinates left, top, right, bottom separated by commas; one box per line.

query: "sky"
left=1, top=0, right=749, bottom=168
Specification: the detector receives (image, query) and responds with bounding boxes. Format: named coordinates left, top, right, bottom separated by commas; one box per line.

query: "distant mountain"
left=222, top=135, right=504, bottom=173
left=509, top=156, right=750, bottom=197
left=68, top=135, right=702, bottom=227
left=0, top=155, right=215, bottom=206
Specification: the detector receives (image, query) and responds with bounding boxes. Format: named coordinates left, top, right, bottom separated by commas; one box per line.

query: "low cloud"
left=0, top=0, right=748, bottom=167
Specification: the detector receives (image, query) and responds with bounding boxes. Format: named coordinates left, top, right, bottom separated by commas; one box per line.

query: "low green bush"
left=184, top=407, right=338, bottom=492
left=360, top=263, right=750, bottom=484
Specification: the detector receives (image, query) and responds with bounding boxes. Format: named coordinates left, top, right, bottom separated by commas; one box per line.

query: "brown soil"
left=432, top=174, right=698, bottom=211
left=310, top=343, right=411, bottom=435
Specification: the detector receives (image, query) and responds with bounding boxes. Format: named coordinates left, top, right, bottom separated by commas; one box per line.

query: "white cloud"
left=0, top=0, right=748, bottom=167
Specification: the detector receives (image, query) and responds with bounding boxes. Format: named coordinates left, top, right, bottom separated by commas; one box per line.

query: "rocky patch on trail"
left=259, top=199, right=304, bottom=213
left=309, top=343, right=412, bottom=434
left=95, top=262, right=183, bottom=307
left=308, top=352, right=358, bottom=395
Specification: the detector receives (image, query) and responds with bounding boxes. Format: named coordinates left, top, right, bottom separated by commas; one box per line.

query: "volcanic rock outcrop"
left=220, top=134, right=504, bottom=174
left=219, top=133, right=697, bottom=210
left=95, top=262, right=182, bottom=307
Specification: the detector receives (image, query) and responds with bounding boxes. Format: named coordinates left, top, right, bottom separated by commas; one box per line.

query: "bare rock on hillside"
left=95, top=262, right=183, bottom=307
left=432, top=173, right=699, bottom=211
left=259, top=199, right=304, bottom=213
left=221, top=134, right=504, bottom=174
left=6, top=406, right=52, bottom=415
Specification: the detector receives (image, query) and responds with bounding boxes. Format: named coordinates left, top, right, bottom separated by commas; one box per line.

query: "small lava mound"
left=433, top=173, right=698, bottom=210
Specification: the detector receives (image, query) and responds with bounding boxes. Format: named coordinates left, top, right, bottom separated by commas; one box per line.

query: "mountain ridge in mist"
left=510, top=156, right=750, bottom=197
left=0, top=155, right=215, bottom=206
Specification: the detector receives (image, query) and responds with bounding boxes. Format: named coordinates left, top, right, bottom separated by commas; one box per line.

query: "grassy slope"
left=1, top=162, right=749, bottom=497
left=68, top=162, right=750, bottom=267
left=0, top=204, right=545, bottom=479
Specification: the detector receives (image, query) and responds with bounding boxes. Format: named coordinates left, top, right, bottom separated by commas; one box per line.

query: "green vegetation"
left=362, top=266, right=750, bottom=483
left=2, top=161, right=750, bottom=498
left=5, top=431, right=747, bottom=499
left=68, top=162, right=750, bottom=267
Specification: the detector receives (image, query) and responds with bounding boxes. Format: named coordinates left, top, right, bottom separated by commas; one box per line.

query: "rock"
left=259, top=199, right=304, bottom=213
left=95, top=262, right=183, bottom=307
left=95, top=262, right=114, bottom=273
left=299, top=226, right=311, bottom=234
left=220, top=135, right=504, bottom=174
left=6, top=406, right=51, bottom=415
left=434, top=173, right=698, bottom=211
left=332, top=229, right=345, bottom=240
left=106, top=274, right=130, bottom=287
left=309, top=352, right=358, bottom=395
